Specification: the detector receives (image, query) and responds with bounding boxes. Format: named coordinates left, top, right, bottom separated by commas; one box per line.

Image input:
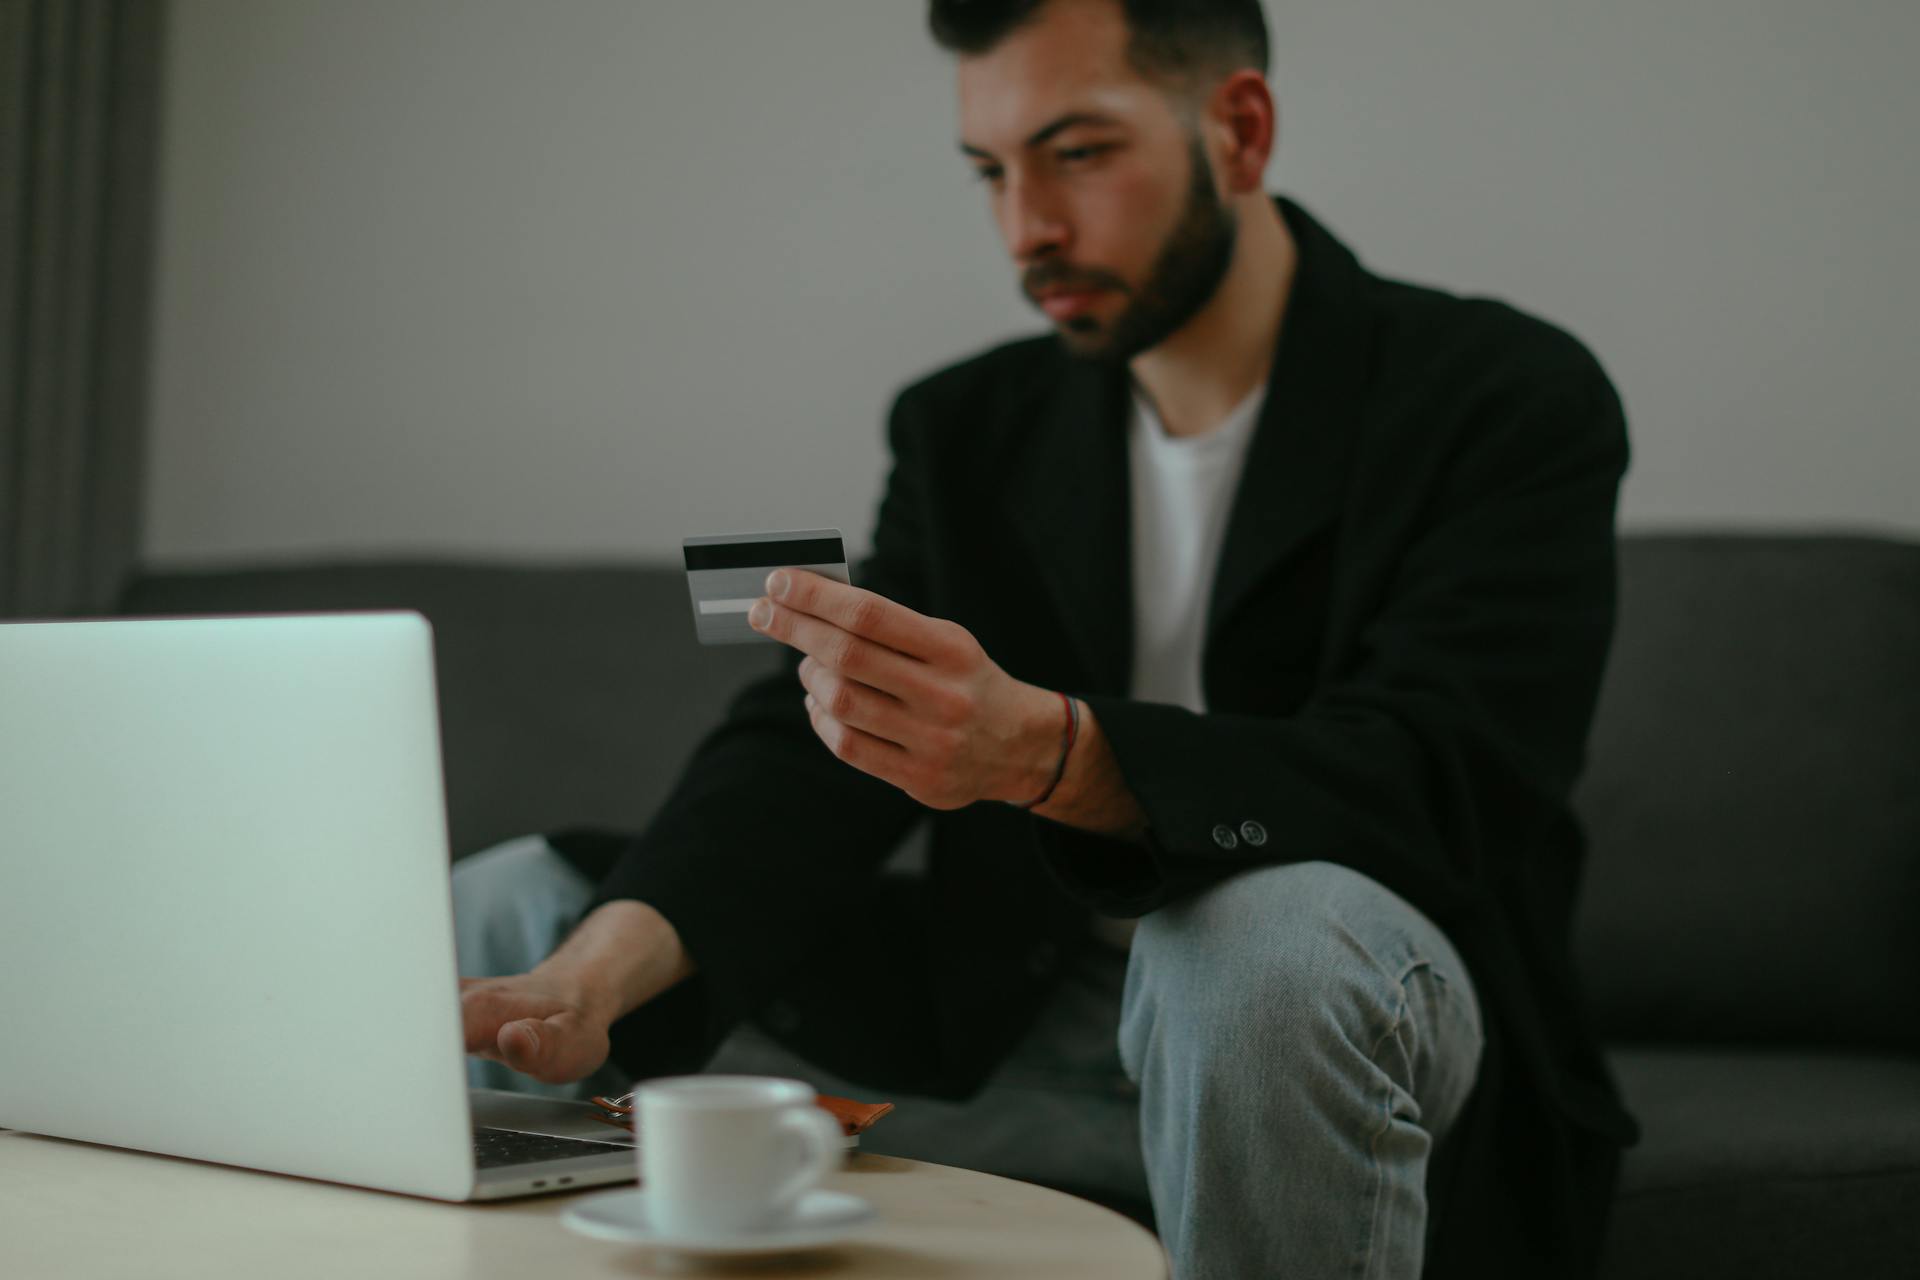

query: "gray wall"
left=144, top=0, right=1920, bottom=566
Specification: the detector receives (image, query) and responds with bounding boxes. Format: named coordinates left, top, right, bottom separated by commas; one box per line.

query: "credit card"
left=683, top=528, right=850, bottom=645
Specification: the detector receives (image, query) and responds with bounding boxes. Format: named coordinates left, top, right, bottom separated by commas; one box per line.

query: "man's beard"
left=1027, top=135, right=1239, bottom=364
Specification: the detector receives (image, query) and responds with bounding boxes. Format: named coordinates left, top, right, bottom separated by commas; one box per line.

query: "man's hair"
left=928, top=0, right=1269, bottom=88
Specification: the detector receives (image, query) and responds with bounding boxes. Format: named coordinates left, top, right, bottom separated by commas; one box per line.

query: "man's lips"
left=1034, top=287, right=1106, bottom=320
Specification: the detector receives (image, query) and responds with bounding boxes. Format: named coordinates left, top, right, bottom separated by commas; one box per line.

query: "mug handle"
left=766, top=1104, right=845, bottom=1217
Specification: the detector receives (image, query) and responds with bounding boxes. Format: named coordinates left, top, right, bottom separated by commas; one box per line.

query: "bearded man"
left=455, top=2, right=1639, bottom=1275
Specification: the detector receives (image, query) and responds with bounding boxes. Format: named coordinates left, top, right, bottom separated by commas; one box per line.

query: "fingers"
left=460, top=981, right=605, bottom=1083
left=796, top=660, right=916, bottom=746
left=806, top=694, right=912, bottom=782
left=753, top=597, right=930, bottom=699
left=462, top=987, right=509, bottom=1055
left=496, top=1009, right=608, bottom=1085
left=764, top=570, right=945, bottom=658
left=496, top=1019, right=544, bottom=1073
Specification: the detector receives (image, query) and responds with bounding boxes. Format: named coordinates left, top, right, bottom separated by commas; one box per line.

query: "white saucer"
left=560, top=1188, right=877, bottom=1256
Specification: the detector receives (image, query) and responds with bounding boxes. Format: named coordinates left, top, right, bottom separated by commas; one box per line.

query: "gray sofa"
left=117, top=532, right=1920, bottom=1277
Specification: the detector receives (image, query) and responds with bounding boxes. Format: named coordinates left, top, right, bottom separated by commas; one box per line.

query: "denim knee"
left=1118, top=860, right=1482, bottom=1111
left=450, top=835, right=596, bottom=979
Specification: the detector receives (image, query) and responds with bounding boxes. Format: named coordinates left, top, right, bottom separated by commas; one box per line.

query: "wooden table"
left=0, top=1129, right=1165, bottom=1278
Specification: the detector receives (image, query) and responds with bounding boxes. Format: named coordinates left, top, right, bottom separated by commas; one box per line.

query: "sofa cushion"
left=1599, top=1047, right=1920, bottom=1279
left=1571, top=535, right=1920, bottom=1051
left=117, top=561, right=780, bottom=860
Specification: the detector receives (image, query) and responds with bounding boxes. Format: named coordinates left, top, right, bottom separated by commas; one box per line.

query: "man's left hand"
left=747, top=569, right=1063, bottom=810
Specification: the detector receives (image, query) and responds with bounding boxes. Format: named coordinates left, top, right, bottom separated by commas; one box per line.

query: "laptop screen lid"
left=0, top=613, right=478, bottom=1199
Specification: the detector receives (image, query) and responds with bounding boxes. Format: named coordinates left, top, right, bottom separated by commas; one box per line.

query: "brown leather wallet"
left=587, top=1091, right=896, bottom=1139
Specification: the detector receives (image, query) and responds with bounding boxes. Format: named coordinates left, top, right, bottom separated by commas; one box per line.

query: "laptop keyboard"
left=472, top=1125, right=631, bottom=1170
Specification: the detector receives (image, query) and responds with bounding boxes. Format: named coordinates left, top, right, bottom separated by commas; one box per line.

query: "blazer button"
left=1211, top=824, right=1239, bottom=851
left=1240, top=820, right=1268, bottom=847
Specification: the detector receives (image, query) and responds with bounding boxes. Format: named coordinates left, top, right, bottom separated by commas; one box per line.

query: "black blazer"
left=558, top=194, right=1639, bottom=1276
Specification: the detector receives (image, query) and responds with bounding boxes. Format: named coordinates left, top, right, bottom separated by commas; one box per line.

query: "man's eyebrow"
left=958, top=111, right=1125, bottom=160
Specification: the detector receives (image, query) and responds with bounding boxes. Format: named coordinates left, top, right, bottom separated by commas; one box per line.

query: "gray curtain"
left=0, top=0, right=162, bottom=618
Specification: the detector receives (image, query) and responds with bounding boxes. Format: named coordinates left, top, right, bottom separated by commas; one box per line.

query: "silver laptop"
left=0, top=612, right=637, bottom=1199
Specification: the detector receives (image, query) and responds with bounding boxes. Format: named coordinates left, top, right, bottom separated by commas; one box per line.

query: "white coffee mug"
left=635, top=1075, right=845, bottom=1236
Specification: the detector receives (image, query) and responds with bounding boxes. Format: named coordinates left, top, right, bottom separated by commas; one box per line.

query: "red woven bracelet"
left=1017, top=691, right=1079, bottom=811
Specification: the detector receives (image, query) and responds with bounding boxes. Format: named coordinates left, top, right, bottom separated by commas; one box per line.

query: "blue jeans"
left=453, top=837, right=1483, bottom=1279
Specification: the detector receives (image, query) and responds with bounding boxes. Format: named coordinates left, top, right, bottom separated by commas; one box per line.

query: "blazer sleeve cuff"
left=1027, top=692, right=1274, bottom=917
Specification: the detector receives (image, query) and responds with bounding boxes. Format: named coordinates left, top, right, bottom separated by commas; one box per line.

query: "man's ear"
left=1208, top=69, right=1277, bottom=194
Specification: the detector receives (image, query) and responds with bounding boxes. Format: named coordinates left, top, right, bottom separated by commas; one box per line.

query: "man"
left=455, top=1, right=1638, bottom=1275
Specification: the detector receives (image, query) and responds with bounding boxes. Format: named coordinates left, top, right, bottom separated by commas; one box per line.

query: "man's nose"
left=1000, top=175, right=1069, bottom=264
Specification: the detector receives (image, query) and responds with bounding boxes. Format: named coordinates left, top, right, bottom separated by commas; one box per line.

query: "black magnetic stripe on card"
left=683, top=539, right=846, bottom=572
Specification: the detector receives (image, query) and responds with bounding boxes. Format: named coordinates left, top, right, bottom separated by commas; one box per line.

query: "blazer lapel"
left=1004, top=353, right=1135, bottom=694
left=1002, top=195, right=1375, bottom=693
left=1206, top=197, right=1375, bottom=639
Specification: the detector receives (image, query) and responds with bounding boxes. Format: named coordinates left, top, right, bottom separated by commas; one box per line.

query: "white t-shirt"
left=1126, top=380, right=1267, bottom=712
left=1089, top=377, right=1266, bottom=951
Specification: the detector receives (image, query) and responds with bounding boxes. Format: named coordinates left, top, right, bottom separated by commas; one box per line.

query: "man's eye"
left=1056, top=144, right=1111, bottom=165
left=972, top=166, right=1004, bottom=185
